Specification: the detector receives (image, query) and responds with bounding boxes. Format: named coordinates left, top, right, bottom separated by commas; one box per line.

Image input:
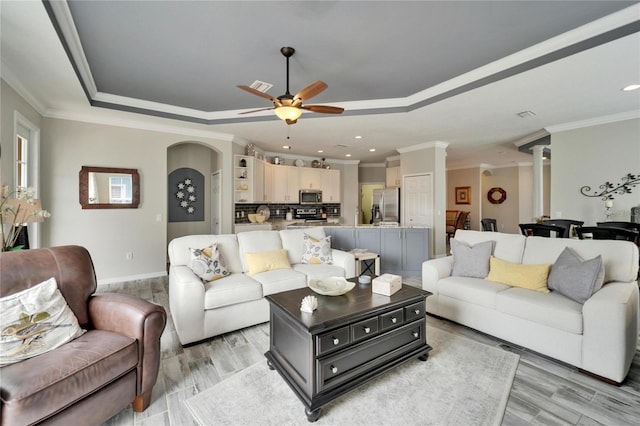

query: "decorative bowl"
left=308, top=277, right=355, bottom=296
left=248, top=214, right=266, bottom=223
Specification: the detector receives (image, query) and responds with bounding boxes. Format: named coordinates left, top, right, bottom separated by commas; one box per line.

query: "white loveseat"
left=168, top=228, right=356, bottom=345
left=422, top=230, right=639, bottom=384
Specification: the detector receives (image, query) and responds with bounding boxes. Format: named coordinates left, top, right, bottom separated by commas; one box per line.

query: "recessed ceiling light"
left=317, top=150, right=323, bottom=153
left=355, top=135, right=363, bottom=139
left=369, top=148, right=376, bottom=152
left=622, top=84, right=640, bottom=91
left=345, top=154, right=351, bottom=157
left=282, top=145, right=291, bottom=149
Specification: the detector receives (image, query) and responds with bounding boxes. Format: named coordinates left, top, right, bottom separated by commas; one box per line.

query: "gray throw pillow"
left=548, top=247, right=604, bottom=304
left=451, top=239, right=494, bottom=278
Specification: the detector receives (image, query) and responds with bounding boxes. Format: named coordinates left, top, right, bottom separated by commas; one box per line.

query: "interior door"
left=403, top=173, right=433, bottom=227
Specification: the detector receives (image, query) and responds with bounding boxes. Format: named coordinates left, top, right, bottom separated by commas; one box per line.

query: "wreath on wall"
left=487, top=187, right=507, bottom=204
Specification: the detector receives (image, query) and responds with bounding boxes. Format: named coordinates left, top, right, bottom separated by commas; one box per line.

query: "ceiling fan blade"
left=238, top=107, right=275, bottom=115
left=294, top=81, right=328, bottom=102
left=302, top=105, right=344, bottom=114
left=237, top=85, right=277, bottom=101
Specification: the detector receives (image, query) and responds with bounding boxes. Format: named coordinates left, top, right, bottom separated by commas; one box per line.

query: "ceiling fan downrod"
left=280, top=47, right=295, bottom=99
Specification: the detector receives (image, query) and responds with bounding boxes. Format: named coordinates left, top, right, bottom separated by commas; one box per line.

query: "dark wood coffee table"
left=264, top=280, right=431, bottom=422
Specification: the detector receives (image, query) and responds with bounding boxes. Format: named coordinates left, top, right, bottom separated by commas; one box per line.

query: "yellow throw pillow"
left=244, top=249, right=292, bottom=276
left=486, top=256, right=551, bottom=293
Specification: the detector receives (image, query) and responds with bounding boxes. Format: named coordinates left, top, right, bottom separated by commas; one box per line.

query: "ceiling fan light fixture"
left=274, top=106, right=302, bottom=121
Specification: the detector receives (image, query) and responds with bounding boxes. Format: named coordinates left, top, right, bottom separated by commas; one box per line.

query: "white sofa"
left=422, top=230, right=639, bottom=384
left=168, top=228, right=356, bottom=345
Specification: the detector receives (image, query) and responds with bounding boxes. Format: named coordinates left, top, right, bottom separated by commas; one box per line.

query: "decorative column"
left=531, top=145, right=547, bottom=219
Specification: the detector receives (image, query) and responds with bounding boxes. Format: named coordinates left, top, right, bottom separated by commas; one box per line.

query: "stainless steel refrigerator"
left=372, top=187, right=401, bottom=224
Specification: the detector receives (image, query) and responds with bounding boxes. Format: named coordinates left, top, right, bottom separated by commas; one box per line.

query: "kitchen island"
left=287, top=224, right=431, bottom=278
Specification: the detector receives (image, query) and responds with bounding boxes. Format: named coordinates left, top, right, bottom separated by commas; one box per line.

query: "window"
left=16, top=134, right=28, bottom=190
left=109, top=176, right=133, bottom=204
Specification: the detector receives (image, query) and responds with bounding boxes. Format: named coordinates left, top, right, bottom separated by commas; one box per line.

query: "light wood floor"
left=101, top=276, right=640, bottom=426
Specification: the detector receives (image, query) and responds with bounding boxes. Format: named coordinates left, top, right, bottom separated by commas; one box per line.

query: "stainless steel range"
left=293, top=207, right=327, bottom=223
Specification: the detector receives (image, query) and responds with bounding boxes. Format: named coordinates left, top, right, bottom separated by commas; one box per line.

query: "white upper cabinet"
left=271, top=165, right=300, bottom=202
left=321, top=169, right=341, bottom=202
left=299, top=167, right=322, bottom=189
left=386, top=166, right=401, bottom=187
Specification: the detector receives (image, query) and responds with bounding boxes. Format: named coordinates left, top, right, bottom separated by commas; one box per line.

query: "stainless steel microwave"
left=299, top=190, right=322, bottom=205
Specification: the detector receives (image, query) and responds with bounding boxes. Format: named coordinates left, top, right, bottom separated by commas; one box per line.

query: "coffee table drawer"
left=380, top=308, right=404, bottom=331
left=351, top=317, right=379, bottom=342
left=317, top=326, right=350, bottom=356
left=317, top=320, right=425, bottom=393
left=405, top=301, right=425, bottom=322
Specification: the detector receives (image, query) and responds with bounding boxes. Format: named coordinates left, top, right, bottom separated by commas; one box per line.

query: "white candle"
left=605, top=200, right=613, bottom=208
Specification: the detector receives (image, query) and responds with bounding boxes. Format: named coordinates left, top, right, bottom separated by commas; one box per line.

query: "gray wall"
left=551, top=118, right=640, bottom=224
left=167, top=143, right=219, bottom=244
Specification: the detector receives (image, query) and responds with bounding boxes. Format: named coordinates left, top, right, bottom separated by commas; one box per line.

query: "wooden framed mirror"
left=79, top=166, right=140, bottom=209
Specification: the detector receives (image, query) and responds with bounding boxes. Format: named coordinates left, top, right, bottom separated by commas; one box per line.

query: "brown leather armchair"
left=0, top=246, right=166, bottom=425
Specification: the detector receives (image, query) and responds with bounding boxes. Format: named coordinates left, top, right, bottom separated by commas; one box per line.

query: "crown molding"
left=44, top=109, right=235, bottom=141
left=1, top=65, right=48, bottom=116
left=359, top=163, right=386, bottom=168
left=545, top=110, right=640, bottom=133
left=513, top=129, right=550, bottom=147
left=397, top=141, right=449, bottom=154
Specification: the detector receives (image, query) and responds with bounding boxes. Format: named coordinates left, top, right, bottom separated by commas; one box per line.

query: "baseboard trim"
left=97, top=271, right=167, bottom=286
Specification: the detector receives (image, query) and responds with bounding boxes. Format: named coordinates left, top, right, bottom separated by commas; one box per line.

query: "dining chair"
left=542, top=219, right=584, bottom=238
left=481, top=218, right=498, bottom=232
left=447, top=211, right=470, bottom=240
left=576, top=226, right=639, bottom=243
left=596, top=221, right=640, bottom=234
left=519, top=223, right=566, bottom=238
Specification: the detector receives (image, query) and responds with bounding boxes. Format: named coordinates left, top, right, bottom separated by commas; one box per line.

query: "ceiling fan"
left=237, top=47, right=344, bottom=125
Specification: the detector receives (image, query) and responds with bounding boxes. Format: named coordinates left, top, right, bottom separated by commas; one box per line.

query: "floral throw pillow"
left=301, top=234, right=333, bottom=265
left=190, top=244, right=230, bottom=282
left=0, top=277, right=85, bottom=366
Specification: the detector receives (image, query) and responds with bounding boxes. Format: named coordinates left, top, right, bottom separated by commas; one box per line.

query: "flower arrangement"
left=0, top=186, right=51, bottom=251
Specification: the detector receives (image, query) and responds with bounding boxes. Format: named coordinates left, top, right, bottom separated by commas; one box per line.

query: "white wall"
left=41, top=118, right=233, bottom=283
left=447, top=167, right=481, bottom=230
left=401, top=143, right=447, bottom=257
left=1, top=80, right=42, bottom=191
left=551, top=118, right=640, bottom=225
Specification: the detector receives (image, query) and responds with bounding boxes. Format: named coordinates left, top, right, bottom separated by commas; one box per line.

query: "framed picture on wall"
left=455, top=186, right=471, bottom=204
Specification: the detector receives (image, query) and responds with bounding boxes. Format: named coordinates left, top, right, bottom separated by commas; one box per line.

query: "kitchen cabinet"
left=401, top=228, right=430, bottom=275
left=380, top=228, right=403, bottom=274
left=235, top=223, right=272, bottom=233
left=355, top=228, right=380, bottom=253
left=321, top=169, right=341, bottom=202
left=254, top=159, right=266, bottom=203
left=295, top=226, right=430, bottom=277
left=327, top=227, right=356, bottom=252
left=299, top=167, right=322, bottom=190
left=325, top=227, right=379, bottom=253
left=271, top=165, right=300, bottom=202
left=234, top=155, right=254, bottom=203
left=386, top=166, right=401, bottom=188
left=380, top=228, right=430, bottom=276
left=325, top=227, right=430, bottom=277
left=263, top=162, right=274, bottom=202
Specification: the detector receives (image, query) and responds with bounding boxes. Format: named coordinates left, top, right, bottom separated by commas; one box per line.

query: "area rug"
left=185, top=326, right=519, bottom=425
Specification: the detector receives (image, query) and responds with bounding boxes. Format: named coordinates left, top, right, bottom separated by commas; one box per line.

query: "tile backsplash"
left=234, top=204, right=341, bottom=223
